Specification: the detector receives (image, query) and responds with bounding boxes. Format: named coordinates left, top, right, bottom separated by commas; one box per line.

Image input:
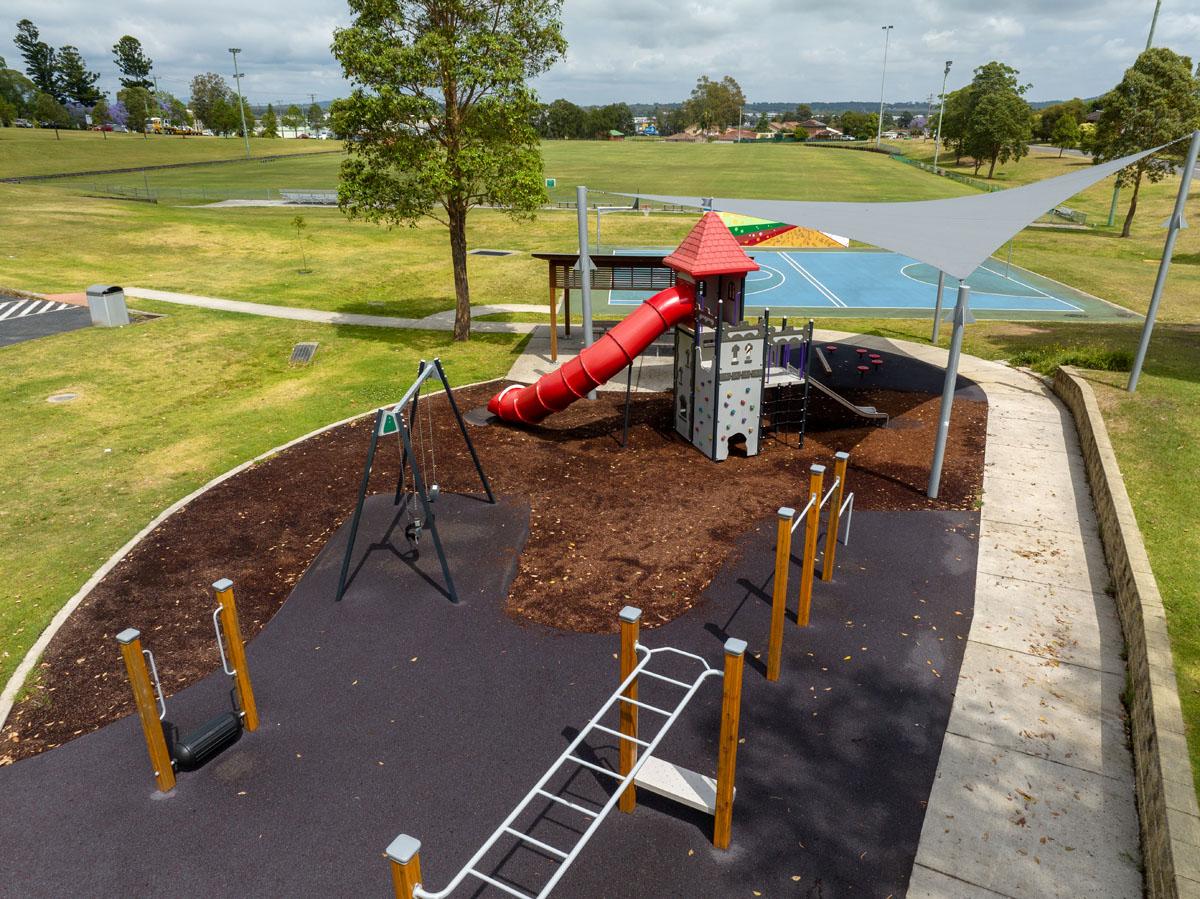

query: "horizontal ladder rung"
left=503, top=827, right=569, bottom=860
left=639, top=669, right=696, bottom=690
left=590, top=723, right=651, bottom=748
left=618, top=695, right=673, bottom=717
left=566, top=755, right=623, bottom=780
left=467, top=869, right=535, bottom=899
left=535, top=789, right=598, bottom=818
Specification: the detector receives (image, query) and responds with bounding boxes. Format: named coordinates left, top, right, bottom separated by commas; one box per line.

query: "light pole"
left=1146, top=0, right=1162, bottom=48
left=875, top=25, right=893, bottom=148
left=228, top=47, right=250, bottom=158
left=933, top=60, right=952, bottom=172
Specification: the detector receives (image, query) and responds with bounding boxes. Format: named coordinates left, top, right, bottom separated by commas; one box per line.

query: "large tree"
left=540, top=97, right=585, bottom=138
left=332, top=0, right=566, bottom=341
left=1050, top=112, right=1080, bottom=157
left=112, top=35, right=154, bottom=90
left=14, top=19, right=59, bottom=100
left=56, top=45, right=102, bottom=106
left=683, top=75, right=744, bottom=132
left=261, top=103, right=279, bottom=137
left=283, top=103, right=305, bottom=136
left=117, top=85, right=154, bottom=134
left=0, top=63, right=37, bottom=117
left=961, top=61, right=1032, bottom=178
left=1092, top=47, right=1200, bottom=237
left=839, top=110, right=878, bottom=140
left=33, top=91, right=69, bottom=135
left=306, top=102, right=325, bottom=131
left=937, top=86, right=971, bottom=162
left=189, top=72, right=232, bottom=132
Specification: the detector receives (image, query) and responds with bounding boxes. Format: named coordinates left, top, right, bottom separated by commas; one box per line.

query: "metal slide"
left=488, top=282, right=696, bottom=424
left=807, top=376, right=890, bottom=424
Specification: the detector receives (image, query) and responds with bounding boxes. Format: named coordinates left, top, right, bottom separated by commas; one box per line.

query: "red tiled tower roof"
left=663, top=212, right=760, bottom=278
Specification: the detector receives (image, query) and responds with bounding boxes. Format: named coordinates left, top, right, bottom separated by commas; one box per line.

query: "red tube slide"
left=488, top=281, right=696, bottom=424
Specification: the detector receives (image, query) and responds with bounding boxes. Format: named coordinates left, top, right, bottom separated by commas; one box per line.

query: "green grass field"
left=0, top=127, right=336, bottom=180
left=3, top=134, right=1200, bottom=797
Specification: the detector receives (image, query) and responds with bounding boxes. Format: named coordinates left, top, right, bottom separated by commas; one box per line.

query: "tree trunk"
left=1058, top=146, right=1064, bottom=158
left=1121, top=168, right=1143, bottom=238
left=987, top=154, right=997, bottom=179
left=448, top=199, right=471, bottom=341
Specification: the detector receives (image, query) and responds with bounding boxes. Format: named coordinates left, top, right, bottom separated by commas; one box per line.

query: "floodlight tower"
left=933, top=60, right=952, bottom=172
left=228, top=47, right=251, bottom=159
left=875, top=25, right=894, bottom=148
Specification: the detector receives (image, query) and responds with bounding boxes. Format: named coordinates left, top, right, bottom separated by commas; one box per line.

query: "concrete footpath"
left=841, top=335, right=1142, bottom=899
left=122, top=287, right=547, bottom=335
left=503, top=328, right=1143, bottom=897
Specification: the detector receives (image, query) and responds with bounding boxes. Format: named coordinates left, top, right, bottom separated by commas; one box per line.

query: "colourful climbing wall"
left=715, top=212, right=847, bottom=249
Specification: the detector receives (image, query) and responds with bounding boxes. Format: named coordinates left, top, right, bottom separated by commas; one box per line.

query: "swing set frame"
left=335, top=359, right=494, bottom=603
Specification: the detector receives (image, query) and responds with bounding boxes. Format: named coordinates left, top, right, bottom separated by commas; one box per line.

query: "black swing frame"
left=335, top=358, right=494, bottom=603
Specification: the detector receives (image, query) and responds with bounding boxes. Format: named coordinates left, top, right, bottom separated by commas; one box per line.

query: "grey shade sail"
left=621, top=146, right=1162, bottom=280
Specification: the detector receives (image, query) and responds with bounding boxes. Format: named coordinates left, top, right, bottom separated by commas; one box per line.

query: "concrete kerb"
left=1052, top=366, right=1200, bottom=899
left=0, top=377, right=505, bottom=731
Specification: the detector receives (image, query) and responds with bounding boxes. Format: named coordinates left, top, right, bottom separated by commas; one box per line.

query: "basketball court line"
left=777, top=252, right=846, bottom=307
left=976, top=263, right=1086, bottom=312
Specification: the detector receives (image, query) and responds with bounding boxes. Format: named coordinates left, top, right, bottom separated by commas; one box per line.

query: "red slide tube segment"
left=489, top=281, right=695, bottom=424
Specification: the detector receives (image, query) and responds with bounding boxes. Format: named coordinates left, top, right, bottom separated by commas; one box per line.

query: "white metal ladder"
left=411, top=642, right=726, bottom=899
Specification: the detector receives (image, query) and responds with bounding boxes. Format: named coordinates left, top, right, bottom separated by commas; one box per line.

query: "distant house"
left=664, top=132, right=704, bottom=142
left=607, top=129, right=625, bottom=141
left=768, top=120, right=800, bottom=133
left=810, top=128, right=844, bottom=140
left=798, top=118, right=829, bottom=137
left=715, top=128, right=762, bottom=142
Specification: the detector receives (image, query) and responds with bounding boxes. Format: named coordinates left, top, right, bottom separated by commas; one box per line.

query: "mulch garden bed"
left=2, top=354, right=985, bottom=764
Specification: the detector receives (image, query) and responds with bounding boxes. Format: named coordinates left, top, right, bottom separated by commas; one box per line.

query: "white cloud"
left=0, top=0, right=1179, bottom=106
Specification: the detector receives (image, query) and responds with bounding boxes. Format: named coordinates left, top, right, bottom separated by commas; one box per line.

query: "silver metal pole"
left=1128, top=129, right=1200, bottom=392
left=576, top=185, right=596, bottom=400
left=875, top=25, right=893, bottom=149
left=229, top=48, right=250, bottom=158
left=1005, top=239, right=1014, bottom=278
left=933, top=60, right=952, bottom=172
left=1146, top=0, right=1162, bottom=49
left=931, top=270, right=946, bottom=342
left=1107, top=184, right=1121, bottom=227
left=928, top=284, right=970, bottom=498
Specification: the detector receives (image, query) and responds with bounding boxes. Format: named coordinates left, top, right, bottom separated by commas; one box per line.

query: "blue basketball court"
left=602, top=248, right=1135, bottom=322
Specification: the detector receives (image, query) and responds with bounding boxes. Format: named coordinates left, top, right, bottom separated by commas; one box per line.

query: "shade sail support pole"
left=1128, top=129, right=1200, bottom=393
left=931, top=270, right=946, bottom=343
left=576, top=185, right=597, bottom=400
left=928, top=284, right=970, bottom=499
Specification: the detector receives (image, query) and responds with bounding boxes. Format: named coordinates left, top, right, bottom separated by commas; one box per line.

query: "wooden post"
left=116, top=628, right=175, bottom=792
left=547, top=262, right=559, bottom=363
left=618, top=605, right=641, bottom=812
left=563, top=284, right=571, bottom=336
left=822, top=452, right=850, bottom=582
left=797, top=464, right=825, bottom=628
left=713, top=637, right=746, bottom=850
left=767, top=507, right=794, bottom=682
left=386, top=834, right=422, bottom=899
left=213, top=578, right=259, bottom=732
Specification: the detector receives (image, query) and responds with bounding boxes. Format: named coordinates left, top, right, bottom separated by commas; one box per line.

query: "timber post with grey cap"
left=387, top=834, right=423, bottom=899
left=798, top=464, right=825, bottom=627
left=927, top=283, right=970, bottom=499
left=767, top=506, right=794, bottom=682
left=213, top=578, right=258, bottom=732
left=713, top=637, right=747, bottom=850
left=618, top=605, right=641, bottom=812
left=116, top=627, right=176, bottom=792
left=1128, top=128, right=1200, bottom=393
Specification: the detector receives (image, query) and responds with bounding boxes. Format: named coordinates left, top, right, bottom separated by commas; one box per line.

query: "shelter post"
left=1128, top=129, right=1200, bottom=392
left=928, top=284, right=970, bottom=499
left=576, top=185, right=596, bottom=399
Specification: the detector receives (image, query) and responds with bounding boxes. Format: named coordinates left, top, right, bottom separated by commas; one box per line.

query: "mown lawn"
left=0, top=127, right=335, bottom=179
left=0, top=301, right=523, bottom=688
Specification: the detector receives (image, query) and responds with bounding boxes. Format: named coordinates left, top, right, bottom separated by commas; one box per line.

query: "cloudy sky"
left=3, top=0, right=1197, bottom=107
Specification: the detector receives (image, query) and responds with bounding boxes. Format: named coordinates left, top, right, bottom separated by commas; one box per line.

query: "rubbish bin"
left=86, top=284, right=130, bottom=327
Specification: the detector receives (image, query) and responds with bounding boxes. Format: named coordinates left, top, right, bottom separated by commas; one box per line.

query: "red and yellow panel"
left=715, top=212, right=847, bottom=249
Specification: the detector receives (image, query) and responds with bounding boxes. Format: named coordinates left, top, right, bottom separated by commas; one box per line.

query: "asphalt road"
left=0, top=297, right=91, bottom=348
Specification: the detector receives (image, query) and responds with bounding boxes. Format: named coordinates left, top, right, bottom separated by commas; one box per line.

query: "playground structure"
left=385, top=606, right=747, bottom=898
left=336, top=359, right=494, bottom=603
left=492, top=212, right=893, bottom=462
left=116, top=578, right=258, bottom=792
left=767, top=453, right=854, bottom=682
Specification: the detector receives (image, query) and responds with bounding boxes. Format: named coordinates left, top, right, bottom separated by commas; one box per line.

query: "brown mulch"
left=1, top=378, right=984, bottom=764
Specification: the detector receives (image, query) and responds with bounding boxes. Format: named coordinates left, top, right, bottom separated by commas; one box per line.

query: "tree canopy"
left=112, top=36, right=154, bottom=90
left=332, top=0, right=566, bottom=340
left=117, top=85, right=153, bottom=133
left=14, top=20, right=59, bottom=100
left=1092, top=47, right=1200, bottom=236
left=261, top=103, right=279, bottom=137
left=1050, top=112, right=1081, bottom=157
left=960, top=61, right=1032, bottom=178
left=683, top=75, right=744, bottom=132
left=56, top=45, right=101, bottom=106
left=283, top=103, right=305, bottom=135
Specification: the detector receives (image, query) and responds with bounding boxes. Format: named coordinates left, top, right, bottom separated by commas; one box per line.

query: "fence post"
left=822, top=452, right=850, bottom=582
left=767, top=507, right=794, bottom=682
left=213, top=578, right=259, bottom=731
left=713, top=637, right=746, bottom=850
left=618, top=605, right=641, bottom=812
left=116, top=628, right=175, bottom=792
left=798, top=464, right=825, bottom=627
left=386, top=834, right=422, bottom=899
